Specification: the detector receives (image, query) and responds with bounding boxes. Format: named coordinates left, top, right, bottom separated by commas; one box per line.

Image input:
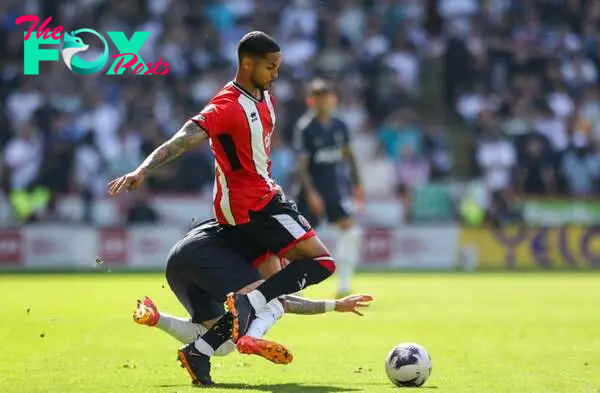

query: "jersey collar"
left=232, top=81, right=264, bottom=103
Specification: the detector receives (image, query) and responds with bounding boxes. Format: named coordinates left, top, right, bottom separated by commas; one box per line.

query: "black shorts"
left=297, top=192, right=352, bottom=228
left=165, top=220, right=263, bottom=323
left=225, top=194, right=316, bottom=257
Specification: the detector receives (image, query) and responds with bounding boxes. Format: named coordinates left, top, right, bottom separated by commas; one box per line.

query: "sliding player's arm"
left=280, top=294, right=372, bottom=316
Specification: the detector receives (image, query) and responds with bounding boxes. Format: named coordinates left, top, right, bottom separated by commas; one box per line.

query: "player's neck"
left=234, top=75, right=262, bottom=100
left=315, top=112, right=331, bottom=124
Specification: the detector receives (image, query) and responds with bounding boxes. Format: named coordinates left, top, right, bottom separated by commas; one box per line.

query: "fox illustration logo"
left=62, top=29, right=108, bottom=75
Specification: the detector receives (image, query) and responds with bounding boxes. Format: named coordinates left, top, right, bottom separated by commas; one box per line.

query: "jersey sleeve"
left=190, top=101, right=231, bottom=136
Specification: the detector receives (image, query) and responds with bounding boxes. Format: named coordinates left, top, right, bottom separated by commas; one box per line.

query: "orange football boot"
left=133, top=296, right=160, bottom=326
left=236, top=335, right=293, bottom=365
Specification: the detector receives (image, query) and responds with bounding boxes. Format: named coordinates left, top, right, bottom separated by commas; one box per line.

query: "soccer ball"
left=385, top=343, right=432, bottom=387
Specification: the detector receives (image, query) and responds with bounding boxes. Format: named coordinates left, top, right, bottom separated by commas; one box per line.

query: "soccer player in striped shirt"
left=108, top=31, right=346, bottom=384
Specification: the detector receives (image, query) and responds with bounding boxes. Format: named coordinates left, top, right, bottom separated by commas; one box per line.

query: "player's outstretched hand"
left=335, top=294, right=373, bottom=316
left=107, top=169, right=146, bottom=196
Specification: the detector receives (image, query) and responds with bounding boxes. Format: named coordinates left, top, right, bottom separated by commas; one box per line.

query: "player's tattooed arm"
left=138, top=120, right=208, bottom=173
left=281, top=293, right=372, bottom=316
left=279, top=295, right=327, bottom=314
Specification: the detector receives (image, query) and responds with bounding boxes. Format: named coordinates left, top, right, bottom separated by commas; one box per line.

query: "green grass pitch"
left=1, top=272, right=599, bottom=393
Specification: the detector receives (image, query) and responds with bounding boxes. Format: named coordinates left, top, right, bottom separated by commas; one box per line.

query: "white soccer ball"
left=385, top=343, right=432, bottom=388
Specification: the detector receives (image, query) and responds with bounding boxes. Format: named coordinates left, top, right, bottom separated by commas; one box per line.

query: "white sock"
left=156, top=313, right=236, bottom=356
left=214, top=340, right=236, bottom=357
left=245, top=298, right=284, bottom=339
left=156, top=313, right=205, bottom=344
left=194, top=338, right=215, bottom=356
left=246, top=290, right=267, bottom=313
left=336, top=226, right=362, bottom=293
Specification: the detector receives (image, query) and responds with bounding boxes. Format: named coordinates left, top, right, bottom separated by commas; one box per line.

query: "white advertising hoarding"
left=0, top=224, right=458, bottom=270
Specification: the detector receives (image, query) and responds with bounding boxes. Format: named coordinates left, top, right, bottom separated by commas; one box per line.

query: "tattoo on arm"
left=139, top=120, right=208, bottom=173
left=280, top=295, right=326, bottom=315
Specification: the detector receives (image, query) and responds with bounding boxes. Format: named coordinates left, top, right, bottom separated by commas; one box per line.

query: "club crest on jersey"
left=298, top=214, right=312, bottom=230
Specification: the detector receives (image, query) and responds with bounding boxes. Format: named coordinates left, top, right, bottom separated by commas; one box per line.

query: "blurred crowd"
left=452, top=0, right=600, bottom=220
left=0, top=0, right=599, bottom=224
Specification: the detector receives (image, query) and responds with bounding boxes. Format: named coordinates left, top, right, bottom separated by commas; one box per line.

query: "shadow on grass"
left=157, top=382, right=362, bottom=392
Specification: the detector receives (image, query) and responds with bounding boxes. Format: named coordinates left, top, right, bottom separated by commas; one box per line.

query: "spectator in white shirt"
left=476, top=126, right=516, bottom=194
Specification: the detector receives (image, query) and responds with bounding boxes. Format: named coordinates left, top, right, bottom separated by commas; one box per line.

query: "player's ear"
left=306, top=96, right=315, bottom=107
left=241, top=56, right=253, bottom=71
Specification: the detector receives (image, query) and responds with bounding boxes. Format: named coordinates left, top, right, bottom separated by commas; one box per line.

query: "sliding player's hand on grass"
left=335, top=294, right=373, bottom=316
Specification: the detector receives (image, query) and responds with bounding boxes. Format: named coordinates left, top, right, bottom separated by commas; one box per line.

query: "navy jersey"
left=293, top=112, right=351, bottom=199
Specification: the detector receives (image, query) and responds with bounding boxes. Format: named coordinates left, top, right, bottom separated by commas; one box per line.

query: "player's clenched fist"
left=335, top=294, right=373, bottom=316
left=107, top=169, right=146, bottom=196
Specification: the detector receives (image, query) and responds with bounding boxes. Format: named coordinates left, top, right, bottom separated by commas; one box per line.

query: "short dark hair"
left=237, top=31, right=280, bottom=61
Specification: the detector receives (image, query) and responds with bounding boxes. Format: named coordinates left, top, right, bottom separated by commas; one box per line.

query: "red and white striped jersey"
left=191, top=81, right=278, bottom=225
